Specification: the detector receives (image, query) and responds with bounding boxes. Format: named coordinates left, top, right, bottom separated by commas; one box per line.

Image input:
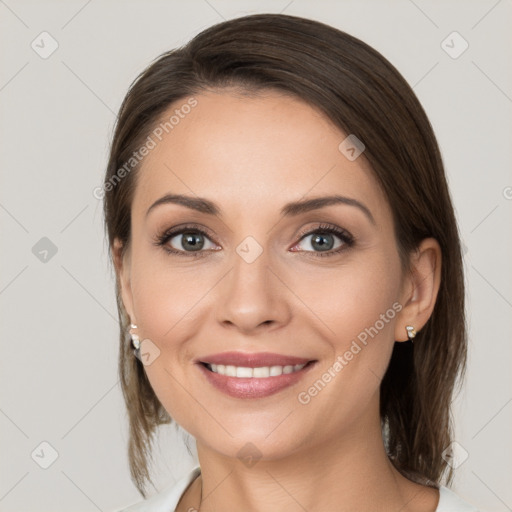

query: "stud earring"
left=129, top=323, right=140, bottom=350
left=405, top=325, right=416, bottom=342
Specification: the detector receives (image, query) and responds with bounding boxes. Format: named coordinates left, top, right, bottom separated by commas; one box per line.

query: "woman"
left=105, top=13, right=480, bottom=512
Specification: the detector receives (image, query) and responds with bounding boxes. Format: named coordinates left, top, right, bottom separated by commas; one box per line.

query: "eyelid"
left=294, top=223, right=354, bottom=244
left=157, top=222, right=217, bottom=242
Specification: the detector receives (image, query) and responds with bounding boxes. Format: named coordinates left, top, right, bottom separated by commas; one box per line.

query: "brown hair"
left=103, top=13, right=467, bottom=497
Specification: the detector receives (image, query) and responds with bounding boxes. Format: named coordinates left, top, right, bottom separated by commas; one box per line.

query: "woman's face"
left=117, top=89, right=409, bottom=461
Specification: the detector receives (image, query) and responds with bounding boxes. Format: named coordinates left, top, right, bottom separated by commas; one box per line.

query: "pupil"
left=183, top=232, right=204, bottom=251
left=312, top=233, right=333, bottom=251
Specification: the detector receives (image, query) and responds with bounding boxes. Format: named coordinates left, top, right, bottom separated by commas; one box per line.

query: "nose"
left=215, top=241, right=292, bottom=334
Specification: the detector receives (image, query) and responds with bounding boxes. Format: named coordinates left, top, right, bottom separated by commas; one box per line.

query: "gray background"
left=1, top=1, right=511, bottom=511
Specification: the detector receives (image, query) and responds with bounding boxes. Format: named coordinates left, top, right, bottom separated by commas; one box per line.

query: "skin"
left=114, top=89, right=442, bottom=512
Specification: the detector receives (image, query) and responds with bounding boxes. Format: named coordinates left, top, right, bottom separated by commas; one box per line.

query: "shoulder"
left=117, top=466, right=201, bottom=512
left=436, top=485, right=483, bottom=512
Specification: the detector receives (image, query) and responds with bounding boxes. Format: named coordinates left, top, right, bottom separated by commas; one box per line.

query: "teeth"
left=236, top=366, right=253, bottom=378
left=208, top=363, right=307, bottom=378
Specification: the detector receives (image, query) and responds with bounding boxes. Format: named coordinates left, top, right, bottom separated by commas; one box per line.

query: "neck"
left=181, top=402, right=439, bottom=512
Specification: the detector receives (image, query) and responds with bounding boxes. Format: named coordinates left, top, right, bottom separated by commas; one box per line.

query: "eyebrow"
left=145, top=193, right=375, bottom=225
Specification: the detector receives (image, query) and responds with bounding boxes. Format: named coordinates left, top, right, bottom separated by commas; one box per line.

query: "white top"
left=118, top=465, right=482, bottom=512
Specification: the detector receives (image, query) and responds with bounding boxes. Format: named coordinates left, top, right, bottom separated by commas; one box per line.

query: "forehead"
left=132, top=90, right=390, bottom=223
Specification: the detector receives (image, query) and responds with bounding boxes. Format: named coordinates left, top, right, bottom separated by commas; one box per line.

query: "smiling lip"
left=195, top=351, right=317, bottom=399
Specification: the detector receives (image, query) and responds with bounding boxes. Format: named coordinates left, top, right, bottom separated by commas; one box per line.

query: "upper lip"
left=196, top=351, right=315, bottom=368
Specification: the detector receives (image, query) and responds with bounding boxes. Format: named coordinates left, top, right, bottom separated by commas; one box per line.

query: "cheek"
left=126, top=249, right=217, bottom=392
left=294, top=251, right=403, bottom=409
left=129, top=248, right=208, bottom=339
left=127, top=257, right=208, bottom=425
left=295, top=253, right=401, bottom=343
left=289, top=253, right=402, bottom=433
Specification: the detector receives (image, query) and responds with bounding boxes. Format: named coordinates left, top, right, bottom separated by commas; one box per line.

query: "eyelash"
left=153, top=222, right=355, bottom=259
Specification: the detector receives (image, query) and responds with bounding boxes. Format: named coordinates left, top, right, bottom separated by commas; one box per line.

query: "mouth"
left=196, top=358, right=318, bottom=399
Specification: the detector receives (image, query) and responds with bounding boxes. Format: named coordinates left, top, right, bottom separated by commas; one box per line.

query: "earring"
left=129, top=323, right=140, bottom=350
left=405, top=325, right=416, bottom=342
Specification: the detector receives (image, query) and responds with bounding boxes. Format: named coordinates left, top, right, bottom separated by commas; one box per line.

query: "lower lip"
left=197, top=361, right=317, bottom=399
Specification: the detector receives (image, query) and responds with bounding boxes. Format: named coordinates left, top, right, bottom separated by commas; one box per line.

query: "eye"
left=153, top=224, right=219, bottom=257
left=168, top=231, right=217, bottom=252
left=291, top=223, right=354, bottom=257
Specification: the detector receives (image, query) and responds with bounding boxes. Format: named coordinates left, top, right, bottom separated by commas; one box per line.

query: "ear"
left=394, top=238, right=442, bottom=342
left=113, top=238, right=136, bottom=324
